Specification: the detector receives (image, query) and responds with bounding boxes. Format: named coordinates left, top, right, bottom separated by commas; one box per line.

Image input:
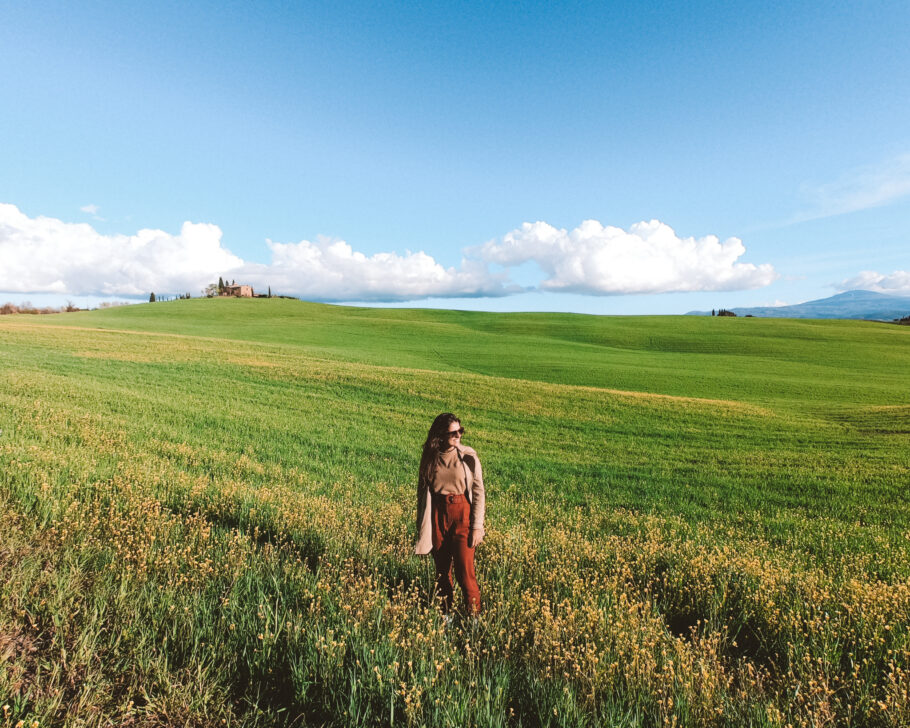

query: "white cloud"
left=79, top=203, right=105, bottom=222
left=475, top=219, right=777, bottom=294
left=0, top=204, right=776, bottom=301
left=836, top=270, right=910, bottom=295
left=235, top=237, right=508, bottom=301
left=0, top=203, right=243, bottom=296
left=755, top=299, right=790, bottom=308
left=0, top=203, right=505, bottom=300
left=795, top=154, right=910, bottom=222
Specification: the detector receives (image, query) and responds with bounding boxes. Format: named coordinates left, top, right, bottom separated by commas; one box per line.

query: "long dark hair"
left=419, top=412, right=461, bottom=485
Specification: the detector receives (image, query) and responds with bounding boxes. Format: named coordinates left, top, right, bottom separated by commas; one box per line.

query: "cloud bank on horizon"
left=2, top=202, right=788, bottom=301
left=837, top=270, right=910, bottom=295
left=0, top=204, right=242, bottom=297
left=476, top=220, right=777, bottom=295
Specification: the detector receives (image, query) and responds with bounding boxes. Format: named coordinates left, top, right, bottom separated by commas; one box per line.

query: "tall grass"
left=1, top=302, right=909, bottom=726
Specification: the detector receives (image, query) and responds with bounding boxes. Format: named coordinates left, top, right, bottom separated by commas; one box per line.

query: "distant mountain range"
left=686, top=290, right=910, bottom=320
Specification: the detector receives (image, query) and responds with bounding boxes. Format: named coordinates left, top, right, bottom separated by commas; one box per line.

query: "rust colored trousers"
left=431, top=493, right=481, bottom=615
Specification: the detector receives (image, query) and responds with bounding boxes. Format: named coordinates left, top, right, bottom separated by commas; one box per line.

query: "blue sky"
left=1, top=0, right=909, bottom=313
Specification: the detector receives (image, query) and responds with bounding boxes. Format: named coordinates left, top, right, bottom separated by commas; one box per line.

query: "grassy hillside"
left=35, top=297, right=910, bottom=405
left=1, top=300, right=909, bottom=727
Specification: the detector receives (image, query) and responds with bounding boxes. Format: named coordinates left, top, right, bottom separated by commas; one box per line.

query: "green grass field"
left=1, top=298, right=908, bottom=727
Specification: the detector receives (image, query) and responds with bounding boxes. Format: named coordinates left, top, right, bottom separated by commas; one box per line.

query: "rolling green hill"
left=1, top=300, right=908, bottom=727
left=37, top=297, right=910, bottom=405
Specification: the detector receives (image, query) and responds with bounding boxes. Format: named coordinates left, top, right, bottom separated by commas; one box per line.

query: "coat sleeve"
left=466, top=451, right=485, bottom=533
left=415, top=471, right=433, bottom=555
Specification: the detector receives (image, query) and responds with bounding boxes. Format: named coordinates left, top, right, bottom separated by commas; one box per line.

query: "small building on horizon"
left=223, top=284, right=254, bottom=297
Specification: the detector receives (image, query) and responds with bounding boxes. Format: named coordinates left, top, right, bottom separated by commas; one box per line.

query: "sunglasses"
left=447, top=427, right=465, bottom=437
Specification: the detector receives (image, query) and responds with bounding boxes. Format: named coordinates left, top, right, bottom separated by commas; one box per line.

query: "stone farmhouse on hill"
left=223, top=284, right=253, bottom=297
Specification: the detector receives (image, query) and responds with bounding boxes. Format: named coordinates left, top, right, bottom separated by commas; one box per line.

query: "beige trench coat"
left=415, top=444, right=485, bottom=555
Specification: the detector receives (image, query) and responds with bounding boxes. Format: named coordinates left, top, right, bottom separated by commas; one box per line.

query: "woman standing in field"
left=415, top=413, right=485, bottom=616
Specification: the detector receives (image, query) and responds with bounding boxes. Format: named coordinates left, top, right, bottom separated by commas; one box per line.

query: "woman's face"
left=446, top=421, right=464, bottom=447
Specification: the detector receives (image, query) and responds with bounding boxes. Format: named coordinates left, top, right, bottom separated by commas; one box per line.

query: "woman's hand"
left=468, top=528, right=484, bottom=548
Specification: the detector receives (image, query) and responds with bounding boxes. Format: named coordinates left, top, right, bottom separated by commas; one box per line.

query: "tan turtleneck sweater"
left=431, top=447, right=467, bottom=495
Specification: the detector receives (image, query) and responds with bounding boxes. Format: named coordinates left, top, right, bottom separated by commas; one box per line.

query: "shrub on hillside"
left=1, top=301, right=85, bottom=315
